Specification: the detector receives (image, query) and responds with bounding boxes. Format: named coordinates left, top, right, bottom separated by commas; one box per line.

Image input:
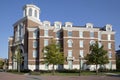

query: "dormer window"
left=106, top=24, right=112, bottom=31
left=65, top=22, right=72, bottom=27
left=43, top=21, right=50, bottom=27
left=29, top=8, right=32, bottom=16
left=86, top=23, right=93, bottom=28
left=54, top=21, right=62, bottom=29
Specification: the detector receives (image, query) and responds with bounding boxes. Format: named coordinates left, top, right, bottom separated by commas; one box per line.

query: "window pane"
left=29, top=8, right=32, bottom=16
left=33, top=50, right=37, bottom=58
left=56, top=31, right=60, bottom=38
left=68, top=50, right=72, bottom=57
left=108, top=34, right=111, bottom=40
left=80, top=40, right=83, bottom=48
left=44, top=30, right=48, bottom=36
left=34, top=10, right=37, bottom=18
left=68, top=40, right=72, bottom=47
left=68, top=31, right=72, bottom=37
left=33, top=40, right=37, bottom=48
left=44, top=39, right=48, bottom=46
left=108, top=43, right=111, bottom=49
left=79, top=31, right=83, bottom=38
left=90, top=31, right=94, bottom=38
left=98, top=32, right=101, bottom=40
left=108, top=51, right=112, bottom=58
left=80, top=50, right=84, bottom=57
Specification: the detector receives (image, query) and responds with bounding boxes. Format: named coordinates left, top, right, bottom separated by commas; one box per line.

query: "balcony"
left=67, top=56, right=75, bottom=61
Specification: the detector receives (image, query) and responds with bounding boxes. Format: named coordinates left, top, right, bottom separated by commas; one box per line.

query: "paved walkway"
left=0, top=72, right=120, bottom=80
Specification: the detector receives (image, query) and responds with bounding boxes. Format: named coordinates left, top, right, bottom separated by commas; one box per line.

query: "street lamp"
left=79, top=55, right=82, bottom=76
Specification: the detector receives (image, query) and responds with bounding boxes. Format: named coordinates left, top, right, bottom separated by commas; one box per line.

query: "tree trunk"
left=96, top=64, right=98, bottom=75
left=52, top=64, right=55, bottom=75
left=17, top=63, right=20, bottom=73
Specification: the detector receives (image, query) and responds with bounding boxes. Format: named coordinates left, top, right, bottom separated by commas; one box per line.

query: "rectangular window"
left=44, top=39, right=48, bottom=46
left=56, top=31, right=60, bottom=38
left=90, top=31, right=94, bottom=38
left=109, top=61, right=112, bottom=69
left=68, top=31, right=72, bottom=37
left=80, top=50, right=84, bottom=58
left=98, top=32, right=101, bottom=40
left=68, top=50, right=72, bottom=57
left=79, top=31, right=83, bottom=38
left=108, top=43, right=111, bottom=49
left=33, top=30, right=38, bottom=39
left=108, top=34, right=111, bottom=40
left=108, top=51, right=112, bottom=58
left=79, top=40, right=83, bottom=48
left=44, top=30, right=48, bottom=37
left=33, top=50, right=37, bottom=58
left=33, top=40, right=37, bottom=48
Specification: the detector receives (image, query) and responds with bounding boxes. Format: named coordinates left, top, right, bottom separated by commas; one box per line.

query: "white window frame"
left=79, top=40, right=83, bottom=48
left=44, top=30, right=48, bottom=37
left=33, top=40, right=37, bottom=48
left=68, top=50, right=72, bottom=57
left=108, top=43, right=111, bottom=49
left=108, top=34, right=111, bottom=41
left=67, top=40, right=73, bottom=47
left=68, top=31, right=72, bottom=37
left=44, top=39, right=48, bottom=47
left=79, top=31, right=83, bottom=38
left=80, top=50, right=84, bottom=58
left=33, top=50, right=37, bottom=58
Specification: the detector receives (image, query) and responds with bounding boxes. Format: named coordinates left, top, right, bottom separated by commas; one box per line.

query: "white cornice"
left=13, top=16, right=42, bottom=27
left=27, top=27, right=38, bottom=31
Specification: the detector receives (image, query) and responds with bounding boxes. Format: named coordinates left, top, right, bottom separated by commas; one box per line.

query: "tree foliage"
left=43, top=39, right=64, bottom=75
left=85, top=41, right=109, bottom=74
left=0, top=60, right=4, bottom=69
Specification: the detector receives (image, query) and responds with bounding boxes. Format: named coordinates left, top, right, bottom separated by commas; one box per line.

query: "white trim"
left=27, top=27, right=38, bottom=31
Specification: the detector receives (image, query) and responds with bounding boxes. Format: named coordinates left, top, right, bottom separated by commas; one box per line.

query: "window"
left=29, top=8, right=32, bottom=16
left=44, top=30, right=48, bottom=37
left=67, top=40, right=73, bottom=47
left=68, top=50, right=72, bottom=57
left=90, top=31, right=94, bottom=38
left=33, top=30, right=38, bottom=39
left=68, top=61, right=73, bottom=69
left=108, top=34, right=111, bottom=40
left=68, top=31, right=72, bottom=37
left=80, top=50, right=84, bottom=58
left=79, top=40, right=83, bottom=48
left=98, top=42, right=102, bottom=48
left=79, top=31, right=83, bottom=38
left=56, top=31, right=60, bottom=38
left=98, top=32, right=101, bottom=40
left=34, top=10, right=37, bottom=18
left=33, top=40, right=37, bottom=48
left=56, top=24, right=60, bottom=29
left=108, top=43, right=111, bottom=49
left=33, top=50, right=37, bottom=58
left=108, top=51, right=112, bottom=58
left=45, top=63, right=48, bottom=70
left=44, top=39, right=48, bottom=46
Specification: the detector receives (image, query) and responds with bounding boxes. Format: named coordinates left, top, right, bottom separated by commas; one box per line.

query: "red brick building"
left=8, top=4, right=116, bottom=71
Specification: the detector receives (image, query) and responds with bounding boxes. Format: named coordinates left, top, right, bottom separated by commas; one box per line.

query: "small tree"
left=0, top=60, right=4, bottom=69
left=13, top=46, right=23, bottom=72
left=85, top=41, right=109, bottom=75
left=43, top=39, right=64, bottom=75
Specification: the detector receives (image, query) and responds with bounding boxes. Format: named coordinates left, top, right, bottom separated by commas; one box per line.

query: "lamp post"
left=79, top=55, right=81, bottom=76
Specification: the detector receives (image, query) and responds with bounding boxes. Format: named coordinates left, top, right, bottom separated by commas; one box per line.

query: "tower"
left=23, top=4, right=40, bottom=21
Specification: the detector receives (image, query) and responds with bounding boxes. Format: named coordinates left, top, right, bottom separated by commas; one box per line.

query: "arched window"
left=67, top=40, right=73, bottom=47
left=29, top=8, right=32, bottom=16
left=34, top=10, right=37, bottom=18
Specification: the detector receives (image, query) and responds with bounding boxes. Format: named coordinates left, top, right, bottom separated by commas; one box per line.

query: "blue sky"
left=0, top=0, right=120, bottom=58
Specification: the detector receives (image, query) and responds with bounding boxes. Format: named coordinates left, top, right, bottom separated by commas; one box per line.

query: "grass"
left=7, top=70, right=120, bottom=76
